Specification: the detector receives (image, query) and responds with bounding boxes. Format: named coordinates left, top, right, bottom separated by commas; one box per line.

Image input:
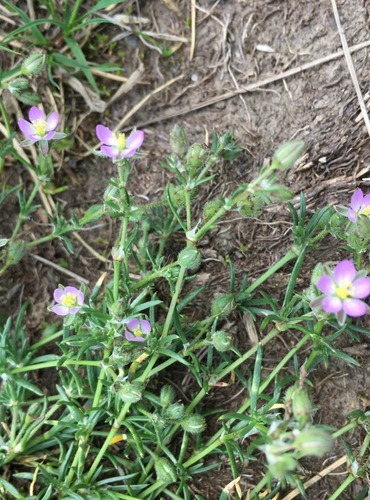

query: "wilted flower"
left=312, top=259, right=370, bottom=325
left=347, top=188, right=370, bottom=222
left=96, top=125, right=144, bottom=160
left=18, top=106, right=66, bottom=154
left=52, top=286, right=84, bottom=316
left=124, top=318, right=151, bottom=342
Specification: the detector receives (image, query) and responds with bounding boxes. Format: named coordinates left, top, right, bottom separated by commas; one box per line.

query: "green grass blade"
left=64, top=37, right=99, bottom=92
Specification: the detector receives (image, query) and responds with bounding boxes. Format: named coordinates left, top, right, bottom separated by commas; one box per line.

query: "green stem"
left=11, top=359, right=100, bottom=374
left=328, top=475, right=355, bottom=500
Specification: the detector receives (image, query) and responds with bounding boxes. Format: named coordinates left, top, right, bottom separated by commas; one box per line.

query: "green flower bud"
left=211, top=330, right=233, bottom=352
left=170, top=125, right=188, bottom=157
left=181, top=414, right=206, bottom=434
left=271, top=140, right=305, bottom=170
left=211, top=293, right=236, bottom=318
left=178, top=247, right=201, bottom=269
left=294, top=428, right=333, bottom=457
left=111, top=246, right=125, bottom=261
left=8, top=78, right=30, bottom=94
left=160, top=385, right=176, bottom=407
left=164, top=403, right=185, bottom=420
left=203, top=199, right=223, bottom=218
left=117, top=382, right=142, bottom=403
left=155, top=457, right=177, bottom=483
left=167, top=183, right=186, bottom=206
left=186, top=144, right=207, bottom=170
left=21, top=53, right=46, bottom=76
left=6, top=240, right=27, bottom=266
left=264, top=445, right=298, bottom=480
left=12, top=90, right=40, bottom=105
left=292, top=387, right=312, bottom=426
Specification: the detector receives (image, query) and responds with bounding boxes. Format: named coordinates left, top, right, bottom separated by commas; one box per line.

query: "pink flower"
left=312, top=260, right=370, bottom=325
left=124, top=318, right=151, bottom=342
left=347, top=188, right=370, bottom=222
left=18, top=106, right=66, bottom=155
left=52, top=286, right=84, bottom=316
left=96, top=125, right=144, bottom=161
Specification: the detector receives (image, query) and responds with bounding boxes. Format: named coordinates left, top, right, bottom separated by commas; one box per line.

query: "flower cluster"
left=52, top=286, right=84, bottom=316
left=96, top=125, right=144, bottom=161
left=347, top=188, right=370, bottom=223
left=18, top=106, right=66, bottom=154
left=312, top=260, right=370, bottom=325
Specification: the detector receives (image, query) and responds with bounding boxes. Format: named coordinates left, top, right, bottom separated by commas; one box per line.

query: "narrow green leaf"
left=64, top=37, right=99, bottom=92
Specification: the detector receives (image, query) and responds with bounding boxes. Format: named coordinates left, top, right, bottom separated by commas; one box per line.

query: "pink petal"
left=350, top=189, right=363, bottom=211
left=18, top=119, right=37, bottom=140
left=100, top=145, right=119, bottom=158
left=126, top=130, right=144, bottom=150
left=29, top=106, right=45, bottom=122
left=46, top=111, right=59, bottom=131
left=53, top=288, right=65, bottom=303
left=52, top=305, right=69, bottom=316
left=321, top=296, right=343, bottom=313
left=333, top=260, right=356, bottom=283
left=127, top=318, right=140, bottom=331
left=96, top=125, right=116, bottom=145
left=67, top=306, right=81, bottom=314
left=343, top=298, right=369, bottom=317
left=352, top=277, right=370, bottom=299
left=140, top=320, right=151, bottom=335
left=347, top=209, right=356, bottom=222
left=44, top=131, right=56, bottom=140
left=317, top=275, right=335, bottom=295
left=125, top=331, right=145, bottom=342
left=362, top=193, right=370, bottom=207
left=120, top=148, right=137, bottom=158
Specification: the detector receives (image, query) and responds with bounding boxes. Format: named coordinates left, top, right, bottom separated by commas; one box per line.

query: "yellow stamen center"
left=116, top=133, right=126, bottom=151
left=133, top=328, right=143, bottom=337
left=60, top=292, right=78, bottom=308
left=359, top=206, right=370, bottom=217
left=335, top=280, right=353, bottom=300
left=32, top=119, right=47, bottom=137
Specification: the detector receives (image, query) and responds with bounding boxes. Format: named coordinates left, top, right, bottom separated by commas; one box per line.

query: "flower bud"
left=111, top=246, right=125, bottom=261
left=117, top=382, right=142, bottom=403
left=292, top=387, right=312, bottom=426
left=164, top=403, right=185, bottom=420
left=21, top=53, right=46, bottom=76
left=203, top=199, right=223, bottom=218
left=155, top=458, right=177, bottom=483
left=211, top=330, right=233, bottom=352
left=211, top=293, right=236, bottom=318
left=186, top=144, right=207, bottom=171
left=181, top=415, right=206, bottom=434
left=170, top=125, right=188, bottom=157
left=6, top=240, right=27, bottom=266
left=293, top=427, right=333, bottom=457
left=271, top=140, right=305, bottom=170
left=8, top=78, right=30, bottom=94
left=160, top=385, right=175, bottom=407
left=178, top=247, right=201, bottom=269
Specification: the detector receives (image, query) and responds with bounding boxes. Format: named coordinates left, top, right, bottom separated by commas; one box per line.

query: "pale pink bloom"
left=18, top=106, right=66, bottom=154
left=52, top=286, right=84, bottom=316
left=347, top=188, right=370, bottom=222
left=312, top=260, right=370, bottom=325
left=96, top=124, right=144, bottom=161
left=124, top=318, right=151, bottom=342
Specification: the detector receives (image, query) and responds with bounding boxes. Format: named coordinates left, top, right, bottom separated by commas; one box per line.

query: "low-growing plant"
left=1, top=54, right=370, bottom=500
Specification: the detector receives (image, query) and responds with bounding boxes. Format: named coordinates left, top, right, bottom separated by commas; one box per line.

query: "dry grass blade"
left=107, top=63, right=145, bottom=107
left=30, top=254, right=89, bottom=284
left=330, top=0, right=370, bottom=138
left=190, top=0, right=196, bottom=60
left=281, top=455, right=348, bottom=499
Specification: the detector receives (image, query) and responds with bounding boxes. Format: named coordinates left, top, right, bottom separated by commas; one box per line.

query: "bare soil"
left=3, top=0, right=370, bottom=498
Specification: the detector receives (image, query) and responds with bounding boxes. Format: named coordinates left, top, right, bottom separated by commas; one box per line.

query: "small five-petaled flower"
left=347, top=188, right=370, bottom=223
left=124, top=318, right=151, bottom=342
left=96, top=125, right=144, bottom=161
left=52, top=286, right=84, bottom=316
left=312, top=259, right=370, bottom=325
left=18, top=106, right=66, bottom=155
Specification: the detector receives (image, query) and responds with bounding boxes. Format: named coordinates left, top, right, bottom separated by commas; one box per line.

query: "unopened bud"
left=22, top=53, right=46, bottom=76
left=6, top=240, right=27, bottom=266
left=155, top=457, right=177, bottom=483
left=8, top=78, right=30, bottom=94
left=118, top=382, right=142, bottom=403
left=160, top=385, right=176, bottom=407
left=164, top=403, right=185, bottom=420
left=211, top=330, right=233, bottom=352
left=178, top=247, right=201, bottom=269
left=294, top=427, right=333, bottom=457
left=170, top=125, right=188, bottom=157
left=211, top=293, right=236, bottom=318
left=181, top=415, right=206, bottom=434
left=186, top=144, right=207, bottom=170
left=271, top=140, right=305, bottom=170
left=292, top=387, right=312, bottom=426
